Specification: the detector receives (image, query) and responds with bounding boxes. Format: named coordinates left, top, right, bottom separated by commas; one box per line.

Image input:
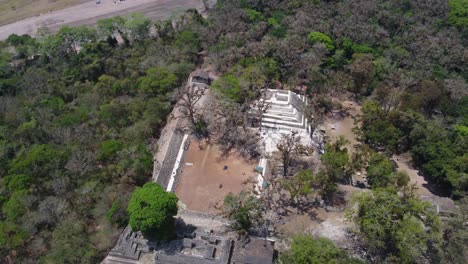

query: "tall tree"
left=127, top=182, right=178, bottom=239
left=347, top=188, right=442, bottom=263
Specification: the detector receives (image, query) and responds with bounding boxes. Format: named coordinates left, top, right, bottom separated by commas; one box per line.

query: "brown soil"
left=324, top=100, right=362, bottom=155
left=175, top=140, right=258, bottom=214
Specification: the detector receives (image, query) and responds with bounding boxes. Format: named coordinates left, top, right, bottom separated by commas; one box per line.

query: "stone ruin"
left=253, top=89, right=323, bottom=154
left=102, top=226, right=156, bottom=264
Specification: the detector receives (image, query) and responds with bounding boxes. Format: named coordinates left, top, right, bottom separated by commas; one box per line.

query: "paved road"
left=0, top=0, right=203, bottom=40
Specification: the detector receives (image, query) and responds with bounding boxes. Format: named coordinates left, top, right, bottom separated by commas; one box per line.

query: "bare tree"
left=251, top=90, right=271, bottom=130
left=176, top=84, right=205, bottom=127
left=204, top=99, right=260, bottom=159
left=277, top=131, right=309, bottom=176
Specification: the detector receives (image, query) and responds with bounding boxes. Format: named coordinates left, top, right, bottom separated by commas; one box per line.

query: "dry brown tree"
left=276, top=131, right=309, bottom=176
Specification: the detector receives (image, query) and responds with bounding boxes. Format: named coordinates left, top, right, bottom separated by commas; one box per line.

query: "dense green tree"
left=8, top=144, right=65, bottom=178
left=280, top=235, right=364, bottom=264
left=211, top=74, right=243, bottom=103
left=0, top=222, right=28, bottom=255
left=127, top=182, right=178, bottom=239
left=321, top=136, right=351, bottom=184
left=448, top=0, right=468, bottom=28
left=138, top=67, right=178, bottom=96
left=357, top=100, right=400, bottom=150
left=347, top=188, right=442, bottom=263
left=308, top=32, right=334, bottom=51
left=97, top=139, right=124, bottom=162
left=366, top=152, right=409, bottom=189
left=281, top=169, right=316, bottom=204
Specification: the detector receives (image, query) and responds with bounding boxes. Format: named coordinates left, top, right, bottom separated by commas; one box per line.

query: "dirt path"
left=393, top=154, right=433, bottom=196
left=0, top=0, right=203, bottom=40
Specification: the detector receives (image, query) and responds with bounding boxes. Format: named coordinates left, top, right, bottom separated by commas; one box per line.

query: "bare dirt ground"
left=0, top=0, right=203, bottom=40
left=324, top=100, right=362, bottom=155
left=393, top=153, right=433, bottom=196
left=0, top=0, right=87, bottom=26
left=175, top=140, right=258, bottom=214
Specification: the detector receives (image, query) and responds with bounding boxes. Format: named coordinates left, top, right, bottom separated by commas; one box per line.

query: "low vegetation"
left=280, top=235, right=363, bottom=264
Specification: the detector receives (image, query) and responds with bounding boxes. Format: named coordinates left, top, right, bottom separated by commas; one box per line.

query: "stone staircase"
left=261, top=91, right=308, bottom=132
left=257, top=90, right=313, bottom=153
left=101, top=226, right=154, bottom=264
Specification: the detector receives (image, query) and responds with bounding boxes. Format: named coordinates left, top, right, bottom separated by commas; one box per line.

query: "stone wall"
left=154, top=129, right=185, bottom=189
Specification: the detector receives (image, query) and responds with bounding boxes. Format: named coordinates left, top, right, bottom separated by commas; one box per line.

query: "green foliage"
left=1, top=0, right=467, bottom=261
left=42, top=218, right=98, bottom=263
left=308, top=32, right=335, bottom=51
left=357, top=100, right=400, bottom=150
left=409, top=120, right=467, bottom=196
left=357, top=99, right=467, bottom=196
left=139, top=67, right=178, bottom=96
left=268, top=17, right=287, bottom=38
left=367, top=152, right=409, bottom=189
left=174, top=30, right=200, bottom=56
left=280, top=235, right=364, bottom=264
left=321, top=136, right=351, bottom=184
left=8, top=144, right=65, bottom=178
left=245, top=8, right=265, bottom=22
left=341, top=38, right=378, bottom=57
left=2, top=174, right=31, bottom=193
left=351, top=44, right=378, bottom=55
left=194, top=118, right=209, bottom=138
left=211, top=74, right=243, bottom=103
left=0, top=222, right=28, bottom=252
left=127, top=182, right=178, bottom=239
left=98, top=139, right=124, bottom=161
left=0, top=10, right=194, bottom=262
left=347, top=188, right=442, bottom=263
left=281, top=170, right=316, bottom=203
left=125, top=13, right=151, bottom=41
left=107, top=199, right=129, bottom=227
left=223, top=191, right=262, bottom=232
left=2, top=190, right=28, bottom=221
left=448, top=0, right=468, bottom=28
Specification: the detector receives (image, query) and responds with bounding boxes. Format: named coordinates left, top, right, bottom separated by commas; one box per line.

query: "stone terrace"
left=258, top=89, right=315, bottom=153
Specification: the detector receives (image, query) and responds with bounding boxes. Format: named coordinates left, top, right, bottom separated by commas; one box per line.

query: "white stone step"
left=262, top=117, right=305, bottom=128
left=101, top=256, right=140, bottom=264
left=263, top=113, right=299, bottom=122
left=264, top=99, right=291, bottom=106
left=261, top=121, right=306, bottom=131
left=268, top=105, right=295, bottom=114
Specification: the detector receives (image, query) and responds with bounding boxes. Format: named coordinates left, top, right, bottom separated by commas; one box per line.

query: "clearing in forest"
left=175, top=140, right=258, bottom=214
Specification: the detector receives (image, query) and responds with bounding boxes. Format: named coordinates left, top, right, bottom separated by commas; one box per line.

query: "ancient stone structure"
left=153, top=231, right=275, bottom=264
left=154, top=231, right=231, bottom=264
left=256, top=89, right=323, bottom=153
left=191, top=70, right=212, bottom=86
left=102, top=226, right=156, bottom=264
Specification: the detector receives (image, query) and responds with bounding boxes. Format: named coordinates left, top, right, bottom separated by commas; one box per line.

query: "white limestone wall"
left=260, top=89, right=314, bottom=153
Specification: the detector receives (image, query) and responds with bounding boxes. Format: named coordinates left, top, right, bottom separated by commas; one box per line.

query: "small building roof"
left=191, top=69, right=211, bottom=80
left=232, top=237, right=275, bottom=264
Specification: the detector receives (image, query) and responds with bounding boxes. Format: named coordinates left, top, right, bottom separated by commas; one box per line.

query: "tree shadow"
left=174, top=217, right=197, bottom=238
